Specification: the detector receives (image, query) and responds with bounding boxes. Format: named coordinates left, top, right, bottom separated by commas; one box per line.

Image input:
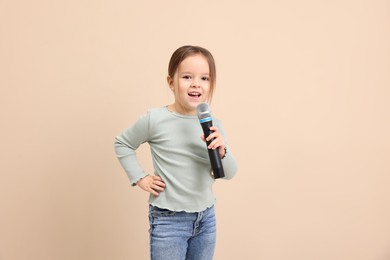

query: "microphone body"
left=197, top=103, right=225, bottom=179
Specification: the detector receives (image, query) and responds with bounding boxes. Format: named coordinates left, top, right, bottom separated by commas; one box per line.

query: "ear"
left=167, top=76, right=174, bottom=91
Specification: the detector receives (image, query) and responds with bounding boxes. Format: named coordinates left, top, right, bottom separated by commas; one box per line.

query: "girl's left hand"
left=201, top=126, right=226, bottom=159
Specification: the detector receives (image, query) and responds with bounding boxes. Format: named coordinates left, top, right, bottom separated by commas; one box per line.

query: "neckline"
left=164, top=106, right=198, bottom=119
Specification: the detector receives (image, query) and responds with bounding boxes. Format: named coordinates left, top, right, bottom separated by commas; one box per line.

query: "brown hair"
left=168, top=45, right=217, bottom=102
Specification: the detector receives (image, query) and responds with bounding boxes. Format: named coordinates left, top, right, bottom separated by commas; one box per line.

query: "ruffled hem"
left=148, top=199, right=216, bottom=213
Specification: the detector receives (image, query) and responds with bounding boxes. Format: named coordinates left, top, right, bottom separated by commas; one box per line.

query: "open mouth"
left=188, top=92, right=201, bottom=98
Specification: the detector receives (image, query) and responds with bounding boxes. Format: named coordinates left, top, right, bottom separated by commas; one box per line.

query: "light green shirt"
left=114, top=106, right=237, bottom=212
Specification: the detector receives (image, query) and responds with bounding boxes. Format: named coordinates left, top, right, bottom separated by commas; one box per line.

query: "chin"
left=188, top=100, right=202, bottom=108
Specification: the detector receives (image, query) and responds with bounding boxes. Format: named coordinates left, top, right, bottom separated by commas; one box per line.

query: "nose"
left=190, top=79, right=201, bottom=87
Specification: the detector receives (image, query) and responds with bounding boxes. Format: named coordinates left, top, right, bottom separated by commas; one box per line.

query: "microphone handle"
left=200, top=121, right=225, bottom=179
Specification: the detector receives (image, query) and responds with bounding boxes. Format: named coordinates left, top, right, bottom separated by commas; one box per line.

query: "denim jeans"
left=148, top=205, right=216, bottom=260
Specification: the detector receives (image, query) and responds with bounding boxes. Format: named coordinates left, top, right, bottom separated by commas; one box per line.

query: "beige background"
left=1, top=0, right=390, bottom=259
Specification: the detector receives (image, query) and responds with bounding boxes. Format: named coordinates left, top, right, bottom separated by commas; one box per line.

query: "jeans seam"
left=192, top=211, right=203, bottom=236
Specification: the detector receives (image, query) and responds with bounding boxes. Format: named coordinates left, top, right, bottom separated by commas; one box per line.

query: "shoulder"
left=213, top=115, right=222, bottom=126
left=147, top=106, right=170, bottom=119
left=148, top=106, right=167, bottom=115
left=144, top=106, right=172, bottom=126
left=136, top=106, right=167, bottom=120
left=130, top=107, right=165, bottom=127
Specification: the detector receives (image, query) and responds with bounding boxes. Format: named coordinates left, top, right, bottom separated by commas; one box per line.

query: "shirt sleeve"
left=215, top=120, right=238, bottom=180
left=114, top=111, right=151, bottom=186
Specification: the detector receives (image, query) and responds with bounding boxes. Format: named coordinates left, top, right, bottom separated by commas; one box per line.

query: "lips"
left=188, top=91, right=201, bottom=97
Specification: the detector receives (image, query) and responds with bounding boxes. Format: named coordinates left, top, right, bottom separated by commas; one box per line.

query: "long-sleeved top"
left=114, top=106, right=237, bottom=212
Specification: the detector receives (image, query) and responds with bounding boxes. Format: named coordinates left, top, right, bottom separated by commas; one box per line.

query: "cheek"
left=173, top=81, right=185, bottom=92
left=204, top=84, right=211, bottom=94
left=205, top=86, right=213, bottom=99
left=175, top=85, right=187, bottom=98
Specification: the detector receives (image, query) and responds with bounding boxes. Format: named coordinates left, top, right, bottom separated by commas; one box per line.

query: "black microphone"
left=196, top=103, right=225, bottom=179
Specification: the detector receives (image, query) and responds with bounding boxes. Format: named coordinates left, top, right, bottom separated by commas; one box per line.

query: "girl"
left=114, top=45, right=237, bottom=260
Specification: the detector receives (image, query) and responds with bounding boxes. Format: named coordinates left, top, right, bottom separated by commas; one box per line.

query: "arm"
left=114, top=111, right=165, bottom=194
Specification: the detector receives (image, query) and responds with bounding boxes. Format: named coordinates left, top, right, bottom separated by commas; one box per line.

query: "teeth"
left=188, top=92, right=201, bottom=97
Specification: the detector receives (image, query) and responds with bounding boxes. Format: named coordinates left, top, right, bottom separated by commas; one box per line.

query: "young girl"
left=114, top=45, right=237, bottom=260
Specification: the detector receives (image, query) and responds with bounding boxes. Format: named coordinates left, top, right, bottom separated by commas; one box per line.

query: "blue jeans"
left=148, top=205, right=216, bottom=260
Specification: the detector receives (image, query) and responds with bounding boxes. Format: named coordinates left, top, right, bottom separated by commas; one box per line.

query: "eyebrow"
left=179, top=71, right=210, bottom=75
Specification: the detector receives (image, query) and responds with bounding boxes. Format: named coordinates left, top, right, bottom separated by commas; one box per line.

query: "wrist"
left=136, top=174, right=149, bottom=185
left=221, top=147, right=227, bottom=159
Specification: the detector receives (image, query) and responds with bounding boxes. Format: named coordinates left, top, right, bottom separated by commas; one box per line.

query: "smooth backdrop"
left=1, top=0, right=390, bottom=259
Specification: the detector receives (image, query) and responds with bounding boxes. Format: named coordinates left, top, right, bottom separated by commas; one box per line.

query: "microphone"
left=196, top=103, right=225, bottom=179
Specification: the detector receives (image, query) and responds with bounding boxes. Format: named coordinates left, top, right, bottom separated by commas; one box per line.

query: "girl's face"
left=167, top=54, right=211, bottom=115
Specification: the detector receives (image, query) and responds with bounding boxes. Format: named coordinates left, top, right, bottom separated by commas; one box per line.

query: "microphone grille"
left=196, top=103, right=211, bottom=119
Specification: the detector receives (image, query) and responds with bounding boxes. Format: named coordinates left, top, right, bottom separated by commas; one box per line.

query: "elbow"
left=222, top=164, right=238, bottom=180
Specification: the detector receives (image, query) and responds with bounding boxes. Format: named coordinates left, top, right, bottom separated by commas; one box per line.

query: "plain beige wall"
left=1, top=0, right=390, bottom=259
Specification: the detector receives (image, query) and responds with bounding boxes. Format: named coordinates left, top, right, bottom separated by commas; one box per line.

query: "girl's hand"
left=136, top=175, right=166, bottom=196
left=201, top=126, right=226, bottom=159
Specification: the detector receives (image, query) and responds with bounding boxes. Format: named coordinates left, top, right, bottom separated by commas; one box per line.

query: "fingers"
left=149, top=188, right=159, bottom=196
left=149, top=176, right=166, bottom=195
left=151, top=176, right=166, bottom=191
left=205, top=126, right=220, bottom=143
left=204, top=126, right=225, bottom=151
left=137, top=175, right=166, bottom=196
left=207, top=137, right=224, bottom=150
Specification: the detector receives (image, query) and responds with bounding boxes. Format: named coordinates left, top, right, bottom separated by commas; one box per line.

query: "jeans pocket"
left=149, top=206, right=176, bottom=218
left=149, top=206, right=176, bottom=235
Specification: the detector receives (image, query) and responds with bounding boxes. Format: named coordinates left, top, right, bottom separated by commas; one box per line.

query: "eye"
left=201, top=76, right=209, bottom=81
left=182, top=75, right=191, bottom=80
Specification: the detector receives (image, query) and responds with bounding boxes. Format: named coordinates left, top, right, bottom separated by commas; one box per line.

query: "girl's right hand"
left=136, top=175, right=166, bottom=196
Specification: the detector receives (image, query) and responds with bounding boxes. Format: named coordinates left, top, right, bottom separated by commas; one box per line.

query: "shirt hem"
left=148, top=199, right=216, bottom=213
